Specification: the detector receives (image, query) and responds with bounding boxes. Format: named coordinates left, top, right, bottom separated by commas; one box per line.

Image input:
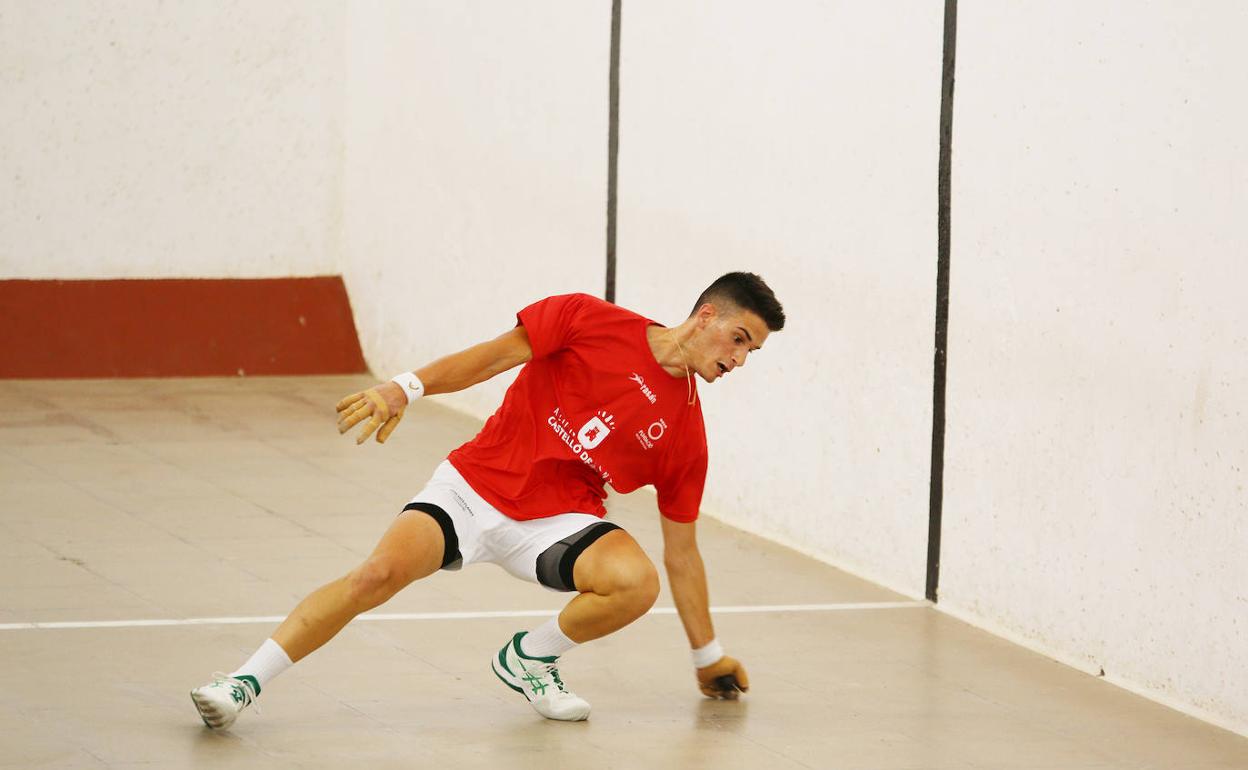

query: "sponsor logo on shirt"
left=629, top=372, right=658, bottom=404
left=547, top=407, right=614, bottom=483
left=577, top=410, right=615, bottom=450
left=635, top=418, right=668, bottom=451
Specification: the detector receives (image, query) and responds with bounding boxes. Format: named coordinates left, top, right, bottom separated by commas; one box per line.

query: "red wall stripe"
left=0, top=277, right=368, bottom=378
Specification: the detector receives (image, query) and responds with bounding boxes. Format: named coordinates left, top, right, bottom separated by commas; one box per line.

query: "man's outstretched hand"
left=336, top=382, right=407, bottom=444
left=696, top=656, right=750, bottom=700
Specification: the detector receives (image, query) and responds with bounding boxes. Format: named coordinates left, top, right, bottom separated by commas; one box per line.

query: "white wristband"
left=390, top=372, right=425, bottom=404
left=691, top=639, right=724, bottom=668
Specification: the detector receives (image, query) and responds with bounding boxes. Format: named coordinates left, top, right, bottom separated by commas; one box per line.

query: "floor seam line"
left=0, top=601, right=929, bottom=631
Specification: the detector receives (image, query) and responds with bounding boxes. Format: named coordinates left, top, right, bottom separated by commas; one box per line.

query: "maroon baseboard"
left=0, top=277, right=368, bottom=378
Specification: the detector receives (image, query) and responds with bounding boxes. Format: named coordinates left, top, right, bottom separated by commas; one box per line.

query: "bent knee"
left=606, top=557, right=660, bottom=611
left=345, top=557, right=404, bottom=608
left=571, top=529, right=659, bottom=608
left=634, top=560, right=660, bottom=609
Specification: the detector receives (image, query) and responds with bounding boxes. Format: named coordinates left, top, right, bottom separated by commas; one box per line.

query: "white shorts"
left=404, top=461, right=620, bottom=592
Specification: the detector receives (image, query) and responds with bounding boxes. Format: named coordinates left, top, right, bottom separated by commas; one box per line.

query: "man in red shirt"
left=192, top=272, right=785, bottom=727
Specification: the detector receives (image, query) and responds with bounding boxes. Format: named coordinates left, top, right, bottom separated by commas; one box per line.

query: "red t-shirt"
left=448, top=293, right=708, bottom=522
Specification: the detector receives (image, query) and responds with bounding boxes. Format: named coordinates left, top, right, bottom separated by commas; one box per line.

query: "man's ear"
left=695, top=302, right=717, bottom=328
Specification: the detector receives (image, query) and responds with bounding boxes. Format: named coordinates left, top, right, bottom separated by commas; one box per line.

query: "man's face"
left=688, top=304, right=771, bottom=383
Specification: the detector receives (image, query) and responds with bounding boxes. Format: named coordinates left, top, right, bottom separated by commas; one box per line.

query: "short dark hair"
left=691, top=272, right=785, bottom=331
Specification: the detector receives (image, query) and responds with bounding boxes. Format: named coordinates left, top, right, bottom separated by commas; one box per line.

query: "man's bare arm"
left=412, top=326, right=532, bottom=395
left=337, top=327, right=532, bottom=444
left=661, top=516, right=750, bottom=698
left=661, top=516, right=715, bottom=647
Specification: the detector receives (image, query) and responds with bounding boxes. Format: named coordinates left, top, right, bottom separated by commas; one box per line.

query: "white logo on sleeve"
left=577, top=410, right=616, bottom=450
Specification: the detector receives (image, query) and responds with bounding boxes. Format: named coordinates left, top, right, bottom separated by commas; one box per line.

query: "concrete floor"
left=1, top=376, right=1245, bottom=769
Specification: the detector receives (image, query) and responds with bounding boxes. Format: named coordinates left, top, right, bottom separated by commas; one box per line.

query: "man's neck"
left=646, top=323, right=695, bottom=379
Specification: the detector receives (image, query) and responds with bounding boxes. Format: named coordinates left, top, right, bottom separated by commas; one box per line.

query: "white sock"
left=229, top=638, right=293, bottom=693
left=520, top=617, right=578, bottom=658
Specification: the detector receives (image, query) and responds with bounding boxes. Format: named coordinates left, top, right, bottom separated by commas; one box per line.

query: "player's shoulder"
left=544, top=292, right=646, bottom=321
left=548, top=291, right=600, bottom=307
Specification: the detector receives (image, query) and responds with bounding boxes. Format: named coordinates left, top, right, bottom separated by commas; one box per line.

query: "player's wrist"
left=691, top=638, right=724, bottom=668
left=390, top=372, right=425, bottom=404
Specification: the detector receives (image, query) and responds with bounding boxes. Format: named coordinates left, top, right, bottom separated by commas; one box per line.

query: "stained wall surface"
left=340, top=1, right=610, bottom=419
left=0, top=1, right=344, bottom=279
left=614, top=1, right=944, bottom=598
left=943, top=1, right=1248, bottom=734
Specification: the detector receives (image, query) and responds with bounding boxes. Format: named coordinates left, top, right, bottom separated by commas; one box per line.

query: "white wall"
left=340, top=1, right=609, bottom=418
left=944, top=1, right=1248, bottom=734
left=0, top=1, right=343, bottom=279
left=615, top=1, right=943, bottom=598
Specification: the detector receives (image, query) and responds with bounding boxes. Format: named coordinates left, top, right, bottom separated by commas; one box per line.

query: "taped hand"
left=696, top=655, right=750, bottom=700
left=335, top=383, right=406, bottom=445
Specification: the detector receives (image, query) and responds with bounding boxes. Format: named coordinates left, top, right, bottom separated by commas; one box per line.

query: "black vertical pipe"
left=605, top=0, right=622, bottom=303
left=926, top=0, right=957, bottom=603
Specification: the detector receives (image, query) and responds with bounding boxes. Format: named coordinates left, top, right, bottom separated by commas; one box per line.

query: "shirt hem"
left=446, top=453, right=608, bottom=522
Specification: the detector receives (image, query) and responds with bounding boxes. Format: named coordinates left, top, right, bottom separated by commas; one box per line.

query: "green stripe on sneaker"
left=512, top=632, right=558, bottom=663
left=492, top=660, right=524, bottom=695
left=235, top=674, right=260, bottom=696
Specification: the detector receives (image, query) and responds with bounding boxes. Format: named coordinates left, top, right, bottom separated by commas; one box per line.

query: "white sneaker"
left=190, top=673, right=260, bottom=730
left=491, top=632, right=591, bottom=721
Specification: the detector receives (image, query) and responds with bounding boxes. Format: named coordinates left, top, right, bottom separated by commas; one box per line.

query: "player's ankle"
left=519, top=618, right=578, bottom=659
left=229, top=638, right=293, bottom=692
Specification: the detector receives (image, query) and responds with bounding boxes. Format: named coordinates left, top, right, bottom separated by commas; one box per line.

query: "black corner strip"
left=926, top=0, right=957, bottom=603
left=604, top=0, right=622, bottom=304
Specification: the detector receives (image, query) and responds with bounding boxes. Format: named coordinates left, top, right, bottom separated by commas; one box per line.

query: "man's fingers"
left=355, top=413, right=384, bottom=445
left=337, top=401, right=372, bottom=434
left=703, top=676, right=739, bottom=699
left=336, top=387, right=400, bottom=444
left=375, top=410, right=404, bottom=444
left=365, top=389, right=391, bottom=420
left=337, top=396, right=368, bottom=420
left=338, top=398, right=368, bottom=419
left=732, top=666, right=749, bottom=692
left=697, top=656, right=749, bottom=699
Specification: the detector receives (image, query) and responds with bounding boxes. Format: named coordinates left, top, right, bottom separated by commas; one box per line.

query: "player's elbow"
left=492, top=327, right=533, bottom=371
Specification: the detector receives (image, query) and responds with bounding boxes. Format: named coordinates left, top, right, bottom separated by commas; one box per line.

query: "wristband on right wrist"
left=691, top=639, right=724, bottom=668
left=390, top=372, right=425, bottom=404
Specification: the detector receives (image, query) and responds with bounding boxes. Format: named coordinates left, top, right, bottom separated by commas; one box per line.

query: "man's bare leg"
left=273, top=509, right=447, bottom=661
left=510, top=529, right=660, bottom=661
left=559, top=529, right=660, bottom=641
left=192, top=510, right=445, bottom=729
